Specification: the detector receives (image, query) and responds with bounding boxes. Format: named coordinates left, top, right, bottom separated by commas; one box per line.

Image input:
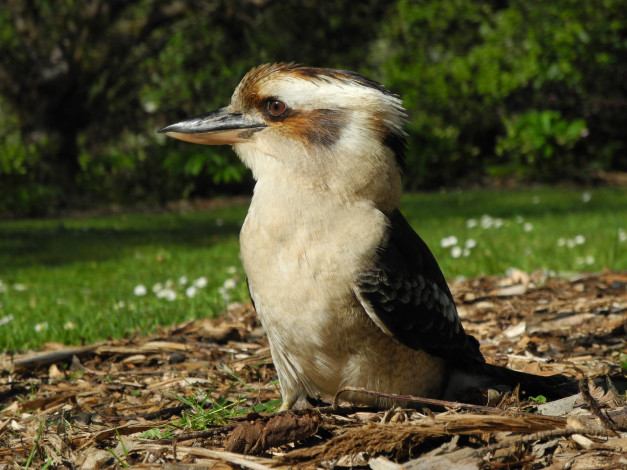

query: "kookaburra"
left=160, top=63, right=575, bottom=409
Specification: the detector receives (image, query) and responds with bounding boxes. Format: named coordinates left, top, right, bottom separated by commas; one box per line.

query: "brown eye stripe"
left=280, top=109, right=347, bottom=148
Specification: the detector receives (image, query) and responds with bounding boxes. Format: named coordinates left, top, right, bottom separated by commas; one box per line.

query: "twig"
left=12, top=345, right=99, bottom=369
left=140, top=444, right=278, bottom=470
left=0, top=419, right=10, bottom=439
left=506, top=353, right=550, bottom=363
left=334, top=386, right=505, bottom=413
left=474, top=426, right=612, bottom=457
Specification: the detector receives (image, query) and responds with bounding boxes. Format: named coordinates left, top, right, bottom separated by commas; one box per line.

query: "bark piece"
left=226, top=410, right=320, bottom=454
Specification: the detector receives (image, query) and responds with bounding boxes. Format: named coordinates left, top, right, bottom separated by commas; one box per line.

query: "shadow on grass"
left=2, top=187, right=625, bottom=271
left=0, top=213, right=245, bottom=270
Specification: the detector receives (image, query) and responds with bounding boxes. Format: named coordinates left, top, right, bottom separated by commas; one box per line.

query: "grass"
left=140, top=379, right=282, bottom=439
left=402, top=187, right=627, bottom=278
left=1, top=187, right=626, bottom=351
left=168, top=392, right=282, bottom=430
left=0, top=204, right=250, bottom=351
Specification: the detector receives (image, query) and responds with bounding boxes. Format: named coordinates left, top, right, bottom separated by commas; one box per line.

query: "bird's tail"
left=445, top=362, right=579, bottom=401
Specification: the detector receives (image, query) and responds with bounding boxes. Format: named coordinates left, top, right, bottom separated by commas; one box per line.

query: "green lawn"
left=1, top=187, right=626, bottom=351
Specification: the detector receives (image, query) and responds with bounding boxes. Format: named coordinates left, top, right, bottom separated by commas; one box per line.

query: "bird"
left=159, top=63, right=577, bottom=410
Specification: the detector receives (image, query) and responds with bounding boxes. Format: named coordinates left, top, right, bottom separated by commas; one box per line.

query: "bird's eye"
left=267, top=100, right=286, bottom=116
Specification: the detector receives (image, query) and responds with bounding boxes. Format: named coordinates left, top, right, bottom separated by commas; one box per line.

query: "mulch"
left=1, top=270, right=625, bottom=469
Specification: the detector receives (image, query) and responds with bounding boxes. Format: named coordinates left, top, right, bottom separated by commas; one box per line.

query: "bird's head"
left=160, top=63, right=407, bottom=209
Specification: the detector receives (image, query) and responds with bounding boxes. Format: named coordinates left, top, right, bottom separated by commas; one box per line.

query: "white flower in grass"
left=480, top=215, right=493, bottom=229
left=152, top=282, right=163, bottom=293
left=560, top=235, right=586, bottom=248
left=186, top=286, right=197, bottom=298
left=134, top=285, right=147, bottom=296
left=523, top=222, right=533, bottom=232
left=193, top=276, right=208, bottom=288
left=464, top=239, right=477, bottom=249
left=219, top=286, right=231, bottom=303
left=0, top=281, right=5, bottom=294
left=227, top=266, right=238, bottom=275
left=34, top=322, right=48, bottom=333
left=462, top=248, right=471, bottom=257
left=466, top=218, right=477, bottom=228
left=157, top=288, right=177, bottom=301
left=582, top=191, right=591, bottom=203
left=0, top=314, right=14, bottom=326
left=223, top=278, right=236, bottom=290
left=450, top=246, right=463, bottom=258
left=64, top=321, right=76, bottom=330
left=178, top=276, right=188, bottom=285
left=479, top=215, right=503, bottom=229
left=576, top=256, right=595, bottom=266
left=13, top=283, right=27, bottom=292
left=618, top=228, right=626, bottom=243
left=440, top=236, right=458, bottom=248
left=515, top=215, right=524, bottom=224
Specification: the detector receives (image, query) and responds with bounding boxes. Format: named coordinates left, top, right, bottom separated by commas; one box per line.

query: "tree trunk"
left=20, top=123, right=81, bottom=207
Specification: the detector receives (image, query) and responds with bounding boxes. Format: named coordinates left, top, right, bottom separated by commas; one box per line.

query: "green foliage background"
left=1, top=0, right=626, bottom=215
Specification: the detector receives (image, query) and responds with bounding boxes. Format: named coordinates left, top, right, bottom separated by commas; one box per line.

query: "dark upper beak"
left=158, top=107, right=267, bottom=145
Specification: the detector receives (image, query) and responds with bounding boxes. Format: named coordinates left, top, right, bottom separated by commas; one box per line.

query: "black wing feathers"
left=355, top=210, right=484, bottom=364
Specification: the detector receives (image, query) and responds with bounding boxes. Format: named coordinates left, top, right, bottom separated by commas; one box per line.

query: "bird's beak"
left=158, top=108, right=267, bottom=145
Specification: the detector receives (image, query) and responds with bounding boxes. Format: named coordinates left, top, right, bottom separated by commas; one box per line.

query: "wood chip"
left=1, top=271, right=625, bottom=469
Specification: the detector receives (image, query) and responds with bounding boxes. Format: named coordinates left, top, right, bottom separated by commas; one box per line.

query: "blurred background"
left=1, top=0, right=626, bottom=216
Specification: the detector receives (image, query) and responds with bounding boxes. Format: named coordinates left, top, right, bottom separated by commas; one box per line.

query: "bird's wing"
left=353, top=209, right=484, bottom=364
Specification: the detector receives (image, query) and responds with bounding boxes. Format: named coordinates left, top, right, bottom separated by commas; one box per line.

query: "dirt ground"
left=1, top=270, right=626, bottom=469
